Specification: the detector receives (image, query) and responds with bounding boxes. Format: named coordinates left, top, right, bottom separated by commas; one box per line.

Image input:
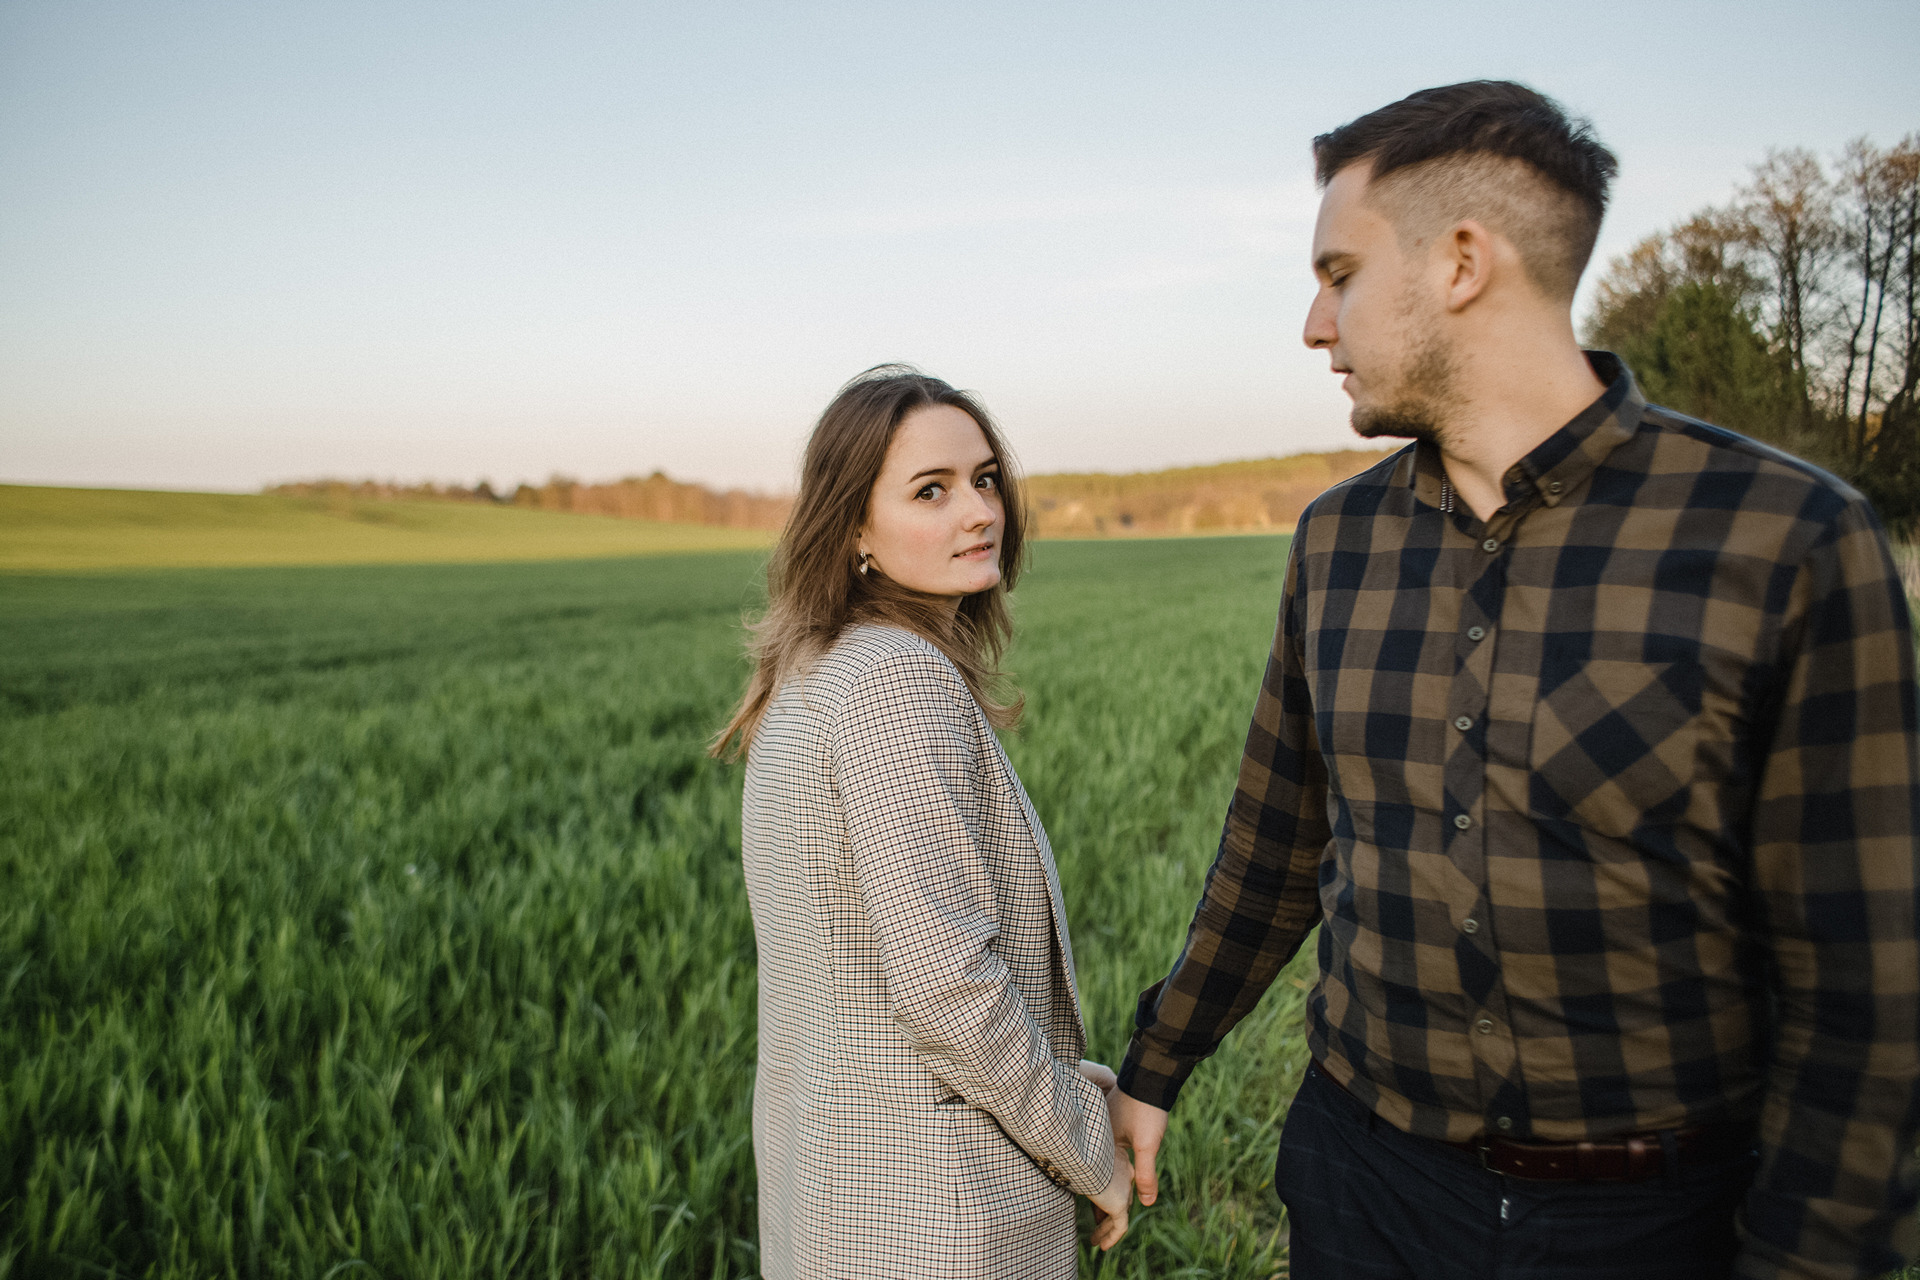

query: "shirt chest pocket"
left=1529, top=657, right=1702, bottom=841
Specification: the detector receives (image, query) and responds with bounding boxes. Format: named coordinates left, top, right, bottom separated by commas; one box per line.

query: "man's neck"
left=1438, top=339, right=1606, bottom=523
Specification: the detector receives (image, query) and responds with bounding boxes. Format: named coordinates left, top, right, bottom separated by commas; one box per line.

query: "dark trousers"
left=1275, top=1061, right=1757, bottom=1280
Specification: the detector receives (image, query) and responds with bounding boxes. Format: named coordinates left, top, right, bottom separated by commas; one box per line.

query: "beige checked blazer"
left=742, top=623, right=1113, bottom=1280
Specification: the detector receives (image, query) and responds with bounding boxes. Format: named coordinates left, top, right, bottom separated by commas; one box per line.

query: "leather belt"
left=1313, top=1060, right=1754, bottom=1182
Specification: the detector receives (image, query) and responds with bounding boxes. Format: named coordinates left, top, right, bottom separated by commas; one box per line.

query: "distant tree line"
left=1584, top=135, right=1920, bottom=539
left=269, top=478, right=511, bottom=504
left=504, top=472, right=790, bottom=529
left=267, top=472, right=792, bottom=530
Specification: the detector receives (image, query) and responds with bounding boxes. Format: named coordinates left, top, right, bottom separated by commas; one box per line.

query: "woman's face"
left=857, top=404, right=1004, bottom=607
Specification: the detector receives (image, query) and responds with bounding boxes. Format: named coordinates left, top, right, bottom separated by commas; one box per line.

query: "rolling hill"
left=0, top=485, right=771, bottom=572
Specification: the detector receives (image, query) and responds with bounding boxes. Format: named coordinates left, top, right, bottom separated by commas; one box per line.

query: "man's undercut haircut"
left=1313, top=80, right=1618, bottom=300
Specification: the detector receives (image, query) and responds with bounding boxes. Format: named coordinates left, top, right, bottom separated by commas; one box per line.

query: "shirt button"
left=1467, top=626, right=1486, bottom=641
left=1547, top=481, right=1564, bottom=495
left=1462, top=918, right=1479, bottom=935
left=1482, top=538, right=1500, bottom=553
left=1476, top=1018, right=1495, bottom=1035
left=1496, top=1116, right=1514, bottom=1132
left=1453, top=814, right=1472, bottom=830
left=1453, top=715, right=1473, bottom=732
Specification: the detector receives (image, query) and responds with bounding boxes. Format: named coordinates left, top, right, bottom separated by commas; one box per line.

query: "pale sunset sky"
left=2, top=0, right=1916, bottom=493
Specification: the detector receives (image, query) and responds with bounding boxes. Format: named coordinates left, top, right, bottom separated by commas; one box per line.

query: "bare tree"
left=1835, top=142, right=1873, bottom=433
left=1864, top=138, right=1920, bottom=507
left=1738, top=149, right=1836, bottom=426
left=1873, top=141, right=1920, bottom=415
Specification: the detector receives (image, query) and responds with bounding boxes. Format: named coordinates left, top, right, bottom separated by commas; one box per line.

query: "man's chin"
left=1351, top=407, right=1443, bottom=445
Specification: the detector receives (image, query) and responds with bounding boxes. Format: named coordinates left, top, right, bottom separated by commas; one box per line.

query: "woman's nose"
left=962, top=486, right=997, bottom=528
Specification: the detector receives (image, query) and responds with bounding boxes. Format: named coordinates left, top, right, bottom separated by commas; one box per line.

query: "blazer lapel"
left=983, top=729, right=1088, bottom=1051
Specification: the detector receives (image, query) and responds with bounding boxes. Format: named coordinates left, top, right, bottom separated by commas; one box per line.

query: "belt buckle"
left=1474, top=1138, right=1494, bottom=1171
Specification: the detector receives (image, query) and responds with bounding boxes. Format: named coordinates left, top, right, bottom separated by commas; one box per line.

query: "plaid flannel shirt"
left=1118, top=354, right=1920, bottom=1279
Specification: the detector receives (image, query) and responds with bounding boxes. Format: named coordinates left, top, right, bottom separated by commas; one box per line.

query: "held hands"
left=1077, top=1060, right=1134, bottom=1250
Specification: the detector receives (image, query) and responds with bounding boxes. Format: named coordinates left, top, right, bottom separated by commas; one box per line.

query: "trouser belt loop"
left=1659, top=1129, right=1681, bottom=1186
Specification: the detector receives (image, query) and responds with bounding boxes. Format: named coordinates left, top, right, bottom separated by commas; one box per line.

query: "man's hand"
left=1106, top=1088, right=1170, bottom=1206
left=1087, top=1138, right=1134, bottom=1250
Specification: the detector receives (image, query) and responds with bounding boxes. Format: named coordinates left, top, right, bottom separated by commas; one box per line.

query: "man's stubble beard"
left=1349, top=311, right=1462, bottom=450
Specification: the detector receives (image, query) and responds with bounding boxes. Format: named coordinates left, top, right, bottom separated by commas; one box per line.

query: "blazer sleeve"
left=830, top=643, right=1115, bottom=1198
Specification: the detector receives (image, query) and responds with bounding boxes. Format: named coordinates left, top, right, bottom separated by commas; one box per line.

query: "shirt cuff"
left=1115, top=980, right=1203, bottom=1111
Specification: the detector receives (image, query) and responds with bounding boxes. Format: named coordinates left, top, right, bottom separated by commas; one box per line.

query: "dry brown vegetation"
left=270, top=448, right=1396, bottom=540
left=1024, top=449, right=1393, bottom=537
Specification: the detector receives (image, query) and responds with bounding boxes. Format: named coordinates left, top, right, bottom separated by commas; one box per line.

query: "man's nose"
left=1303, top=291, right=1336, bottom=350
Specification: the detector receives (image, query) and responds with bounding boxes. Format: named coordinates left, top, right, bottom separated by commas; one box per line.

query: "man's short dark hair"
left=1312, top=81, right=1619, bottom=299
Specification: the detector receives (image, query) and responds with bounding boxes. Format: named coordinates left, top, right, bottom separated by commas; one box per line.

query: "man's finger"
left=1132, top=1142, right=1158, bottom=1206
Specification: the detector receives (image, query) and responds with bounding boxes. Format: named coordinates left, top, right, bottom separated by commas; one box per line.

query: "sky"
left=2, top=1, right=1917, bottom=494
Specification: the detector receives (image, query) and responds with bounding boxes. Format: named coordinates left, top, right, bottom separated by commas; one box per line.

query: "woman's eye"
left=976, top=473, right=999, bottom=491
left=916, top=483, right=944, bottom=501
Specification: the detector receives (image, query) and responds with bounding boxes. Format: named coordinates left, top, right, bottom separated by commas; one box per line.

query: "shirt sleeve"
left=1736, top=500, right=1920, bottom=1280
left=832, top=645, right=1115, bottom=1198
left=1117, top=534, right=1331, bottom=1111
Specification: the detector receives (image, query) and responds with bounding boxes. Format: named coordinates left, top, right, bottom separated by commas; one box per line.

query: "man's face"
left=1303, top=163, right=1458, bottom=444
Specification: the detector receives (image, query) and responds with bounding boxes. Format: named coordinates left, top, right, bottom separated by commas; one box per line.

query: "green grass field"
left=1, top=537, right=1313, bottom=1279
left=0, top=485, right=771, bottom=571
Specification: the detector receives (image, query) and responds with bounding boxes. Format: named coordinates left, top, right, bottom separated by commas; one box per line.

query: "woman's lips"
left=953, top=542, right=995, bottom=560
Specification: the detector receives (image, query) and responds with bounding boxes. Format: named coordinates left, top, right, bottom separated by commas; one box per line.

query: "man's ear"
left=1442, top=219, right=1497, bottom=312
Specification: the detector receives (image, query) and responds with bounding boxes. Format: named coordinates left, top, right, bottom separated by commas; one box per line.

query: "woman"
left=713, top=366, right=1132, bottom=1277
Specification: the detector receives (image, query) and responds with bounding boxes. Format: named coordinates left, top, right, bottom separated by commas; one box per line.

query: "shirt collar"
left=1408, top=350, right=1643, bottom=512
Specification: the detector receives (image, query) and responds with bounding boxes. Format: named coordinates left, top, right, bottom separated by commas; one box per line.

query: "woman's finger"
left=1078, top=1059, right=1118, bottom=1092
left=1092, top=1205, right=1128, bottom=1251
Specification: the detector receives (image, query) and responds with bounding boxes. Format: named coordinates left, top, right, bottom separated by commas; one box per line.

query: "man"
left=1107, top=81, right=1920, bottom=1279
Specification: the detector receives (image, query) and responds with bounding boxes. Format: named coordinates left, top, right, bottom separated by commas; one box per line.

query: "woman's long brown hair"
left=710, top=365, right=1027, bottom=760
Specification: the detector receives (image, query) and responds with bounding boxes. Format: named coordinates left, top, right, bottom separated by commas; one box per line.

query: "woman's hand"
left=1077, top=1059, right=1118, bottom=1093
left=1079, top=1062, right=1132, bottom=1249
left=1088, top=1139, right=1135, bottom=1250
